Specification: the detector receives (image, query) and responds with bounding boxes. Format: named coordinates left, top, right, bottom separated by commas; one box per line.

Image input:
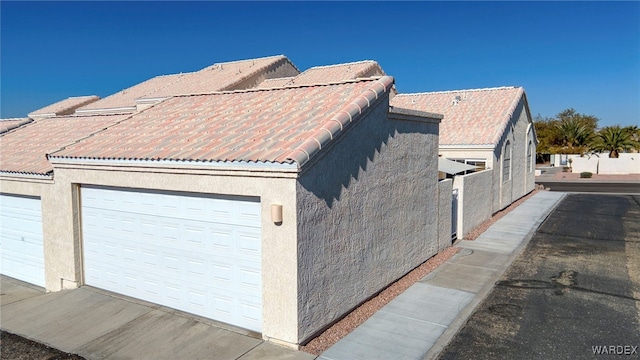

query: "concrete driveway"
left=438, top=194, right=640, bottom=359
left=0, top=277, right=315, bottom=360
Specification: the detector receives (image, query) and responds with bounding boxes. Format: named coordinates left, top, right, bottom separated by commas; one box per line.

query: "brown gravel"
left=300, top=246, right=460, bottom=355
left=464, top=188, right=542, bottom=241
left=0, top=330, right=85, bottom=360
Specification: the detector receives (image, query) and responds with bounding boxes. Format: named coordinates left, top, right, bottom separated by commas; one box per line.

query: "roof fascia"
left=439, top=144, right=495, bottom=151
left=0, top=171, right=54, bottom=182
left=388, top=106, right=443, bottom=124
left=47, top=157, right=299, bottom=175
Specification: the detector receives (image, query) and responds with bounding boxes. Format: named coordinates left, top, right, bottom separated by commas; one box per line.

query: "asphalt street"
left=536, top=181, right=640, bottom=194
left=437, top=194, right=640, bottom=359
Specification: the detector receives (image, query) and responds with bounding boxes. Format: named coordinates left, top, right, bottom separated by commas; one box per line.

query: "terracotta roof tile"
left=77, top=74, right=184, bottom=113
left=0, top=114, right=131, bottom=175
left=255, top=77, right=296, bottom=89
left=0, top=118, right=33, bottom=134
left=28, top=96, right=100, bottom=119
left=50, top=76, right=395, bottom=168
left=76, top=55, right=297, bottom=114
left=144, top=55, right=296, bottom=98
left=256, top=60, right=385, bottom=88
left=390, top=87, right=525, bottom=145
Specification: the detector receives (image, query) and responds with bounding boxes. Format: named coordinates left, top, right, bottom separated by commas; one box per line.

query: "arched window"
left=527, top=140, right=533, bottom=172
left=503, top=141, right=511, bottom=181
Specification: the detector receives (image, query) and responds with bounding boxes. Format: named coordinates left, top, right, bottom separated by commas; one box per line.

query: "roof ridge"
left=66, top=95, right=99, bottom=99
left=396, top=86, right=520, bottom=96
left=203, top=54, right=287, bottom=69
left=284, top=76, right=394, bottom=167
left=218, top=55, right=297, bottom=91
left=1, top=117, right=30, bottom=121
left=489, top=87, right=526, bottom=144
left=302, top=60, right=377, bottom=71
left=174, top=77, right=385, bottom=98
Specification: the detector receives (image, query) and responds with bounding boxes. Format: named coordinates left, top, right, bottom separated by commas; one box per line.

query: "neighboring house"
left=0, top=65, right=443, bottom=348
left=256, top=60, right=384, bottom=88
left=76, top=55, right=299, bottom=115
left=391, top=87, right=537, bottom=214
left=391, top=87, right=537, bottom=239
left=28, top=95, right=100, bottom=120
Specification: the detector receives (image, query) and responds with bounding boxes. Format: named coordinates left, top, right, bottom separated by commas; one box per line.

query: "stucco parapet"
left=388, top=106, right=443, bottom=124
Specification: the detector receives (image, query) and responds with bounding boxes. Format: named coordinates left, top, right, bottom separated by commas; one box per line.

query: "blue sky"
left=1, top=1, right=639, bottom=128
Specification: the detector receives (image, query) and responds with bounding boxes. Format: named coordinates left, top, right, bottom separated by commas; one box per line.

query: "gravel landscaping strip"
left=0, top=330, right=85, bottom=360
left=300, top=246, right=460, bottom=355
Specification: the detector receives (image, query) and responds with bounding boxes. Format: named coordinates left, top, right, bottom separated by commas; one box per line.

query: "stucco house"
left=391, top=87, right=537, bottom=213
left=390, top=87, right=537, bottom=239
left=0, top=56, right=444, bottom=347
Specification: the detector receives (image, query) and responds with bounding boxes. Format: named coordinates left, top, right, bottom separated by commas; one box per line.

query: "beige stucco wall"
left=437, top=179, right=453, bottom=250
left=294, top=97, right=440, bottom=343
left=39, top=164, right=300, bottom=345
left=452, top=169, right=493, bottom=238
left=494, top=98, right=535, bottom=212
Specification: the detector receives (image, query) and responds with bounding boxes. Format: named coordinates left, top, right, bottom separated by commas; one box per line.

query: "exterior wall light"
left=271, top=204, right=283, bottom=224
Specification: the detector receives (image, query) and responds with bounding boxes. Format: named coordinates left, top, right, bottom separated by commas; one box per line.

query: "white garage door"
left=0, top=194, right=45, bottom=287
left=81, top=186, right=262, bottom=332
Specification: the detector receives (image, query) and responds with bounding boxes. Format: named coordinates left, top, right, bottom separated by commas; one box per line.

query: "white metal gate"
left=451, top=189, right=459, bottom=241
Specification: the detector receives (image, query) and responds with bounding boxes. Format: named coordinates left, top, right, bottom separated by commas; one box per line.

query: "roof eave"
left=284, top=76, right=395, bottom=168
left=0, top=170, right=54, bottom=181
left=47, top=156, right=299, bottom=175
left=439, top=144, right=496, bottom=150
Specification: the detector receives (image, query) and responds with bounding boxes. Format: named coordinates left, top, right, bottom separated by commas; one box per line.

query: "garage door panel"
left=0, top=194, right=45, bottom=287
left=81, top=186, right=262, bottom=332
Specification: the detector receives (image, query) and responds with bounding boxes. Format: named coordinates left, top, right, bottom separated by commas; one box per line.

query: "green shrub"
left=562, top=166, right=571, bottom=172
left=580, top=172, right=592, bottom=178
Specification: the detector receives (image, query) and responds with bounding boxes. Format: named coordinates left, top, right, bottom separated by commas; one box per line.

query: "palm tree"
left=556, top=119, right=593, bottom=155
left=591, top=126, right=638, bottom=158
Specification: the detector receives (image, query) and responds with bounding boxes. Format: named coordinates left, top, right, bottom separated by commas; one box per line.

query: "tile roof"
left=76, top=74, right=184, bottom=113
left=390, top=87, right=525, bottom=146
left=50, top=76, right=395, bottom=168
left=257, top=60, right=385, bottom=88
left=28, top=96, right=100, bottom=119
left=143, top=55, right=296, bottom=98
left=0, top=118, right=33, bottom=134
left=76, top=55, right=297, bottom=114
left=0, top=114, right=131, bottom=175
left=254, top=77, right=296, bottom=89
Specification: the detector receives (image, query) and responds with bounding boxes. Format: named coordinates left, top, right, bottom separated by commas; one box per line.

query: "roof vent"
left=452, top=95, right=462, bottom=106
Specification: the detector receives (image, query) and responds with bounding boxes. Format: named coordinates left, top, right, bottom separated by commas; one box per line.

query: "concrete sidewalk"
left=0, top=278, right=315, bottom=360
left=320, top=191, right=566, bottom=360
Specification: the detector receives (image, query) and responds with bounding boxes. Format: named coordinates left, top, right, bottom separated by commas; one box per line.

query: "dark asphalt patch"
left=438, top=194, right=640, bottom=360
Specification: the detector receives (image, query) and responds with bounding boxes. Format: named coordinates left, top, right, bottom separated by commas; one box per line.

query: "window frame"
left=503, top=141, right=511, bottom=182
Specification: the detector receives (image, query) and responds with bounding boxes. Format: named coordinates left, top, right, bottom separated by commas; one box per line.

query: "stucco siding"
left=510, top=99, right=533, bottom=201
left=42, top=165, right=300, bottom=344
left=452, top=169, right=492, bottom=238
left=295, top=98, right=440, bottom=343
left=437, top=179, right=453, bottom=251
